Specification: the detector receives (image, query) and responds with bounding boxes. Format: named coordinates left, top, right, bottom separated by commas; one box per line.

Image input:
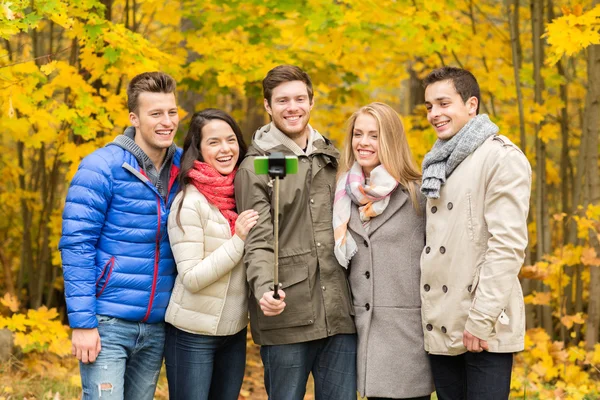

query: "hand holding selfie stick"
left=254, top=153, right=298, bottom=300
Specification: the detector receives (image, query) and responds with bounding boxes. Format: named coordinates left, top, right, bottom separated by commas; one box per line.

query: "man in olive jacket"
left=420, top=66, right=531, bottom=399
left=235, top=65, right=356, bottom=400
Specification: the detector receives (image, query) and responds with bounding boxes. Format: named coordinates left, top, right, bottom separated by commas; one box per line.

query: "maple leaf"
left=0, top=293, right=19, bottom=312
left=581, top=247, right=600, bottom=266
left=561, top=313, right=586, bottom=329
left=2, top=2, right=14, bottom=20
left=524, top=292, right=552, bottom=305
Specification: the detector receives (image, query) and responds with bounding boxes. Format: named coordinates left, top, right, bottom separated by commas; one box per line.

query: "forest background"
left=0, top=0, right=599, bottom=399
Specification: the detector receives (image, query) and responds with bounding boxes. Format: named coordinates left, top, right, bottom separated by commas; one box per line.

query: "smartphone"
left=254, top=155, right=299, bottom=176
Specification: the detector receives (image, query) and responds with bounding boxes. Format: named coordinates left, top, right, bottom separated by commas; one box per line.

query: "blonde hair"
left=338, top=102, right=422, bottom=212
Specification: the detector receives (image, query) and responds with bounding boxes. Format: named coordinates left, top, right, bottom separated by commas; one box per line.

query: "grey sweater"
left=110, top=126, right=177, bottom=199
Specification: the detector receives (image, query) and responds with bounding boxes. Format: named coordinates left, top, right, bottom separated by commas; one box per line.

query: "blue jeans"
left=79, top=315, right=165, bottom=400
left=260, top=334, right=357, bottom=400
left=429, top=352, right=514, bottom=400
left=164, top=324, right=247, bottom=400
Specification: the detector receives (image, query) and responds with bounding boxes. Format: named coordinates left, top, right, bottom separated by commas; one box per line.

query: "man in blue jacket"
left=59, top=71, right=182, bottom=400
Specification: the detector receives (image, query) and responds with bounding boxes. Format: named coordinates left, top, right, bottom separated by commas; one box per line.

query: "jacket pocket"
left=469, top=264, right=481, bottom=298
left=96, top=256, right=115, bottom=298
left=256, top=263, right=316, bottom=331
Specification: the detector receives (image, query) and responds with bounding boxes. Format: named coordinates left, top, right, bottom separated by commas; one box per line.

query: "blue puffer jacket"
left=59, top=144, right=182, bottom=329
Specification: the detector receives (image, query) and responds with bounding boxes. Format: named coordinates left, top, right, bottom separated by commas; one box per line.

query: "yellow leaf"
left=0, top=293, right=19, bottom=312
left=8, top=95, right=14, bottom=118
left=553, top=213, right=567, bottom=222
left=538, top=123, right=559, bottom=143
left=561, top=313, right=586, bottom=329
left=2, top=2, right=14, bottom=20
left=524, top=291, right=552, bottom=305
left=581, top=247, right=600, bottom=266
left=70, top=375, right=82, bottom=388
left=40, top=60, right=58, bottom=75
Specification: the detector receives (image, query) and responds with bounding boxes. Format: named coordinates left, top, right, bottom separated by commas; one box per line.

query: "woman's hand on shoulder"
left=235, top=209, right=259, bottom=241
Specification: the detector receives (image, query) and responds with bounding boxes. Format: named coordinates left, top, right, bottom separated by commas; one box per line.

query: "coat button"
left=365, top=303, right=370, bottom=311
left=426, top=324, right=433, bottom=331
left=424, top=284, right=430, bottom=292
left=310, top=198, right=314, bottom=204
left=364, top=240, right=369, bottom=247
left=431, top=206, right=437, bottom=213
left=441, top=326, right=447, bottom=333
left=321, top=286, right=326, bottom=291
left=447, top=202, right=453, bottom=210
left=442, top=285, right=448, bottom=293
left=365, top=271, right=370, bottom=279
left=425, top=246, right=431, bottom=254
left=468, top=285, right=473, bottom=292
left=317, top=242, right=321, bottom=247
left=440, top=246, right=446, bottom=254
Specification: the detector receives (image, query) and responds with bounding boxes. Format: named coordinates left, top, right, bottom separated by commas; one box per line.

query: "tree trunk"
left=532, top=0, right=553, bottom=335
left=584, top=21, right=600, bottom=350
left=506, top=0, right=535, bottom=329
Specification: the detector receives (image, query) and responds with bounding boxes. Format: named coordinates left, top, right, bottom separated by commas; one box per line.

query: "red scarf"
left=187, top=161, right=238, bottom=235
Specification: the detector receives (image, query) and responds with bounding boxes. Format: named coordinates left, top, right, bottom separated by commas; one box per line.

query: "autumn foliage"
left=1, top=0, right=600, bottom=399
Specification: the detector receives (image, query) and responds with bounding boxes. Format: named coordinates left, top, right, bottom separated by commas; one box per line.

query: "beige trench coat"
left=420, top=134, right=531, bottom=355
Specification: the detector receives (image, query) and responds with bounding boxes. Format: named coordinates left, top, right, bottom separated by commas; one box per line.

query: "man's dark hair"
left=263, top=65, right=313, bottom=106
left=127, top=72, right=177, bottom=113
left=423, top=66, right=481, bottom=114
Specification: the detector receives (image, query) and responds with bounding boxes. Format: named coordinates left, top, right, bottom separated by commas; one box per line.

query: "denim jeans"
left=164, top=324, right=247, bottom=400
left=260, top=334, right=357, bottom=400
left=79, top=315, right=165, bottom=400
left=429, top=352, right=514, bottom=400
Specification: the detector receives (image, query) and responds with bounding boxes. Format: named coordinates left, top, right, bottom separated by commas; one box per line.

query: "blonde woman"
left=333, top=102, right=434, bottom=399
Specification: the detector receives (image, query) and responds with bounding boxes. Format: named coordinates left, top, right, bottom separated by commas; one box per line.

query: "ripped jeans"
left=79, top=315, right=165, bottom=400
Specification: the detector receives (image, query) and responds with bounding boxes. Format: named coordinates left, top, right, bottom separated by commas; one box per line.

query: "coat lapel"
left=367, top=188, right=408, bottom=236
left=348, top=204, right=369, bottom=242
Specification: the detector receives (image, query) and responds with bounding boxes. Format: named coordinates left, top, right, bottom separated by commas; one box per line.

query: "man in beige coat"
left=234, top=65, right=356, bottom=400
left=420, top=66, right=531, bottom=399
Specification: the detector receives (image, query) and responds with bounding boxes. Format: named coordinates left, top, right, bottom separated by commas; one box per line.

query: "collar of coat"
left=348, top=186, right=409, bottom=239
left=247, top=122, right=340, bottom=161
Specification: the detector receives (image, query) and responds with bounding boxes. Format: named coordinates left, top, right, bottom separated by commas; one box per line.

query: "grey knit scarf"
left=421, top=114, right=498, bottom=199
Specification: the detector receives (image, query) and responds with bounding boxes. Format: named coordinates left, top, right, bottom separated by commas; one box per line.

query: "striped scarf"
left=333, top=162, right=398, bottom=267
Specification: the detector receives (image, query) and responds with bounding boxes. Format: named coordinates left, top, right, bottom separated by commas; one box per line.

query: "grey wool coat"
left=348, top=186, right=434, bottom=398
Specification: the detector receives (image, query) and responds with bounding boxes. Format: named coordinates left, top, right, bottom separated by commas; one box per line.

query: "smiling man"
left=419, top=66, right=531, bottom=399
left=235, top=65, right=357, bottom=399
left=59, top=72, right=182, bottom=400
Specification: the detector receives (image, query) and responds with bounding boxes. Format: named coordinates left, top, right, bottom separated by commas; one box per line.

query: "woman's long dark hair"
left=175, top=108, right=248, bottom=231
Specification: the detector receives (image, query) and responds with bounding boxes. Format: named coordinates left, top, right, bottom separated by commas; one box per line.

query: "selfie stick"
left=272, top=176, right=281, bottom=299
left=267, top=153, right=287, bottom=300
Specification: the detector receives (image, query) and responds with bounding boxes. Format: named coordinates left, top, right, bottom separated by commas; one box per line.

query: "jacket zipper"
left=96, top=257, right=115, bottom=298
left=143, top=194, right=161, bottom=322
left=136, top=165, right=179, bottom=322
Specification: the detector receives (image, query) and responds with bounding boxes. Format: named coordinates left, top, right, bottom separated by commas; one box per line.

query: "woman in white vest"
left=333, top=102, right=434, bottom=399
left=165, top=109, right=258, bottom=400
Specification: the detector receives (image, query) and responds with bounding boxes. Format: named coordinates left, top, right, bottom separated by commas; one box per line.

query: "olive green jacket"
left=234, top=122, right=356, bottom=345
